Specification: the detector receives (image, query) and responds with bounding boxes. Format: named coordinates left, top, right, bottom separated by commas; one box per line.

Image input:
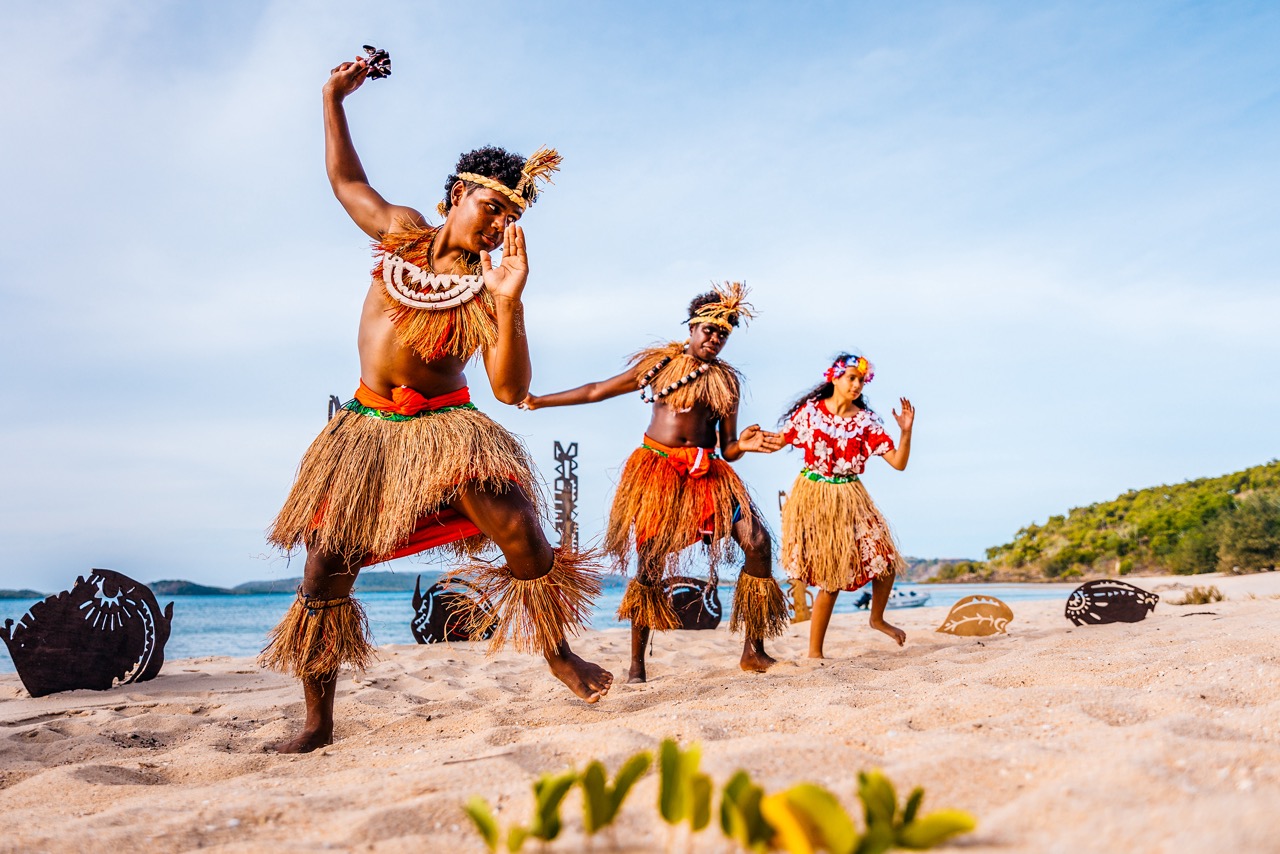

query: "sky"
left=1, top=1, right=1277, bottom=593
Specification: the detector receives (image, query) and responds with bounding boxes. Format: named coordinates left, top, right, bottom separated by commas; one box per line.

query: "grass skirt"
left=604, top=446, right=759, bottom=574
left=268, top=406, right=538, bottom=563
left=457, top=548, right=602, bottom=656
left=259, top=593, right=376, bottom=679
left=729, top=573, right=789, bottom=639
left=781, top=473, right=905, bottom=592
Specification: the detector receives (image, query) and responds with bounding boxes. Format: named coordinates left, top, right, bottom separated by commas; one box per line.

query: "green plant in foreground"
left=658, top=739, right=713, bottom=835
left=580, top=751, right=652, bottom=838
left=463, top=769, right=579, bottom=852
left=754, top=770, right=976, bottom=854
left=720, top=770, right=773, bottom=853
left=857, top=769, right=976, bottom=852
left=463, top=744, right=977, bottom=852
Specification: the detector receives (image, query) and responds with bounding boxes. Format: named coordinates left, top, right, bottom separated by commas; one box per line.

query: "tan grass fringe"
left=258, top=593, right=376, bottom=679
left=630, top=342, right=741, bottom=417
left=729, top=573, right=789, bottom=639
left=269, top=406, right=538, bottom=563
left=373, top=227, right=498, bottom=362
left=461, top=548, right=603, bottom=656
left=617, top=578, right=680, bottom=631
left=780, top=474, right=905, bottom=592
left=604, top=447, right=758, bottom=574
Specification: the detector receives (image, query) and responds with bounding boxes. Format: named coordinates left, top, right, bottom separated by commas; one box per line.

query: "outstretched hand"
left=517, top=394, right=541, bottom=411
left=324, top=57, right=370, bottom=101
left=481, top=224, right=529, bottom=302
left=738, top=424, right=785, bottom=454
left=893, top=398, right=915, bottom=432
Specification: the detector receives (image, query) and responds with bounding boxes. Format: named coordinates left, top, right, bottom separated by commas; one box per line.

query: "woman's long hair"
left=778, top=352, right=871, bottom=427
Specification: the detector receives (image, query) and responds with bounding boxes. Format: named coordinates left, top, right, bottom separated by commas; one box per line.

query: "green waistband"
left=342, top=399, right=477, bottom=422
left=642, top=443, right=719, bottom=460
left=801, top=468, right=858, bottom=484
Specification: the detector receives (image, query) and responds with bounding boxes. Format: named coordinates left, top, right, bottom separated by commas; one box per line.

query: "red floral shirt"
left=780, top=399, right=895, bottom=477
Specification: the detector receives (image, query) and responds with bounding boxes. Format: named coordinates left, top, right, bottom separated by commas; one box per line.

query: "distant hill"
left=931, top=460, right=1280, bottom=582
left=0, top=589, right=45, bottom=600
left=151, top=580, right=238, bottom=596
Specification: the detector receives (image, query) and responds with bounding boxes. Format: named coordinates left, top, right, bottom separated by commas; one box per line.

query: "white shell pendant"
left=381, top=252, right=484, bottom=310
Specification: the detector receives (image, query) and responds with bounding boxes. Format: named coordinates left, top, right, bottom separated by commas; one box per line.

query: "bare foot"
left=626, top=662, right=647, bottom=684
left=269, top=725, right=332, bottom=754
left=870, top=617, right=906, bottom=646
left=547, top=646, right=613, bottom=702
left=740, top=640, right=777, bottom=673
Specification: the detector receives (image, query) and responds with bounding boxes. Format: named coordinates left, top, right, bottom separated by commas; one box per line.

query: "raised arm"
left=479, top=225, right=535, bottom=404
left=520, top=366, right=638, bottom=410
left=323, top=59, right=426, bottom=239
left=881, top=398, right=915, bottom=471
left=719, top=405, right=785, bottom=462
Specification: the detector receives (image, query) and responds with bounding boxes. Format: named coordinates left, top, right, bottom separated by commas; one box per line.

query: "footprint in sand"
left=1080, top=703, right=1150, bottom=727
left=73, top=765, right=166, bottom=786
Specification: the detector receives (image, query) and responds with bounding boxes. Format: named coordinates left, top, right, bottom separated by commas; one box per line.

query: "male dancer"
left=262, top=56, right=611, bottom=753
left=522, top=283, right=788, bottom=682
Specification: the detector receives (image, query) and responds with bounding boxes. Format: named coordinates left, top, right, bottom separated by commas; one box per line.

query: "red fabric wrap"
left=355, top=379, right=472, bottom=415
left=644, top=435, right=714, bottom=479
left=365, top=508, right=482, bottom=566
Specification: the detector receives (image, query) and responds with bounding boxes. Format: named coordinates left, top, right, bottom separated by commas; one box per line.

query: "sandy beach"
left=1, top=571, right=1277, bottom=853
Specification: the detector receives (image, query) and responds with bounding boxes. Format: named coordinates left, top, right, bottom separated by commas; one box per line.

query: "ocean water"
left=0, top=583, right=1068, bottom=674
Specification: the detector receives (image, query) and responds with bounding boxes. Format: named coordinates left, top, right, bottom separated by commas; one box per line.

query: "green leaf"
left=857, top=770, right=898, bottom=829
left=659, top=740, right=703, bottom=826
left=760, top=783, right=858, bottom=854
left=690, top=773, right=713, bottom=832
left=606, top=751, right=652, bottom=823
left=529, top=769, right=578, bottom=841
left=580, top=761, right=609, bottom=835
left=658, top=740, right=684, bottom=824
left=853, top=821, right=894, bottom=854
left=896, top=810, right=977, bottom=849
left=462, top=796, right=500, bottom=853
left=720, top=770, right=771, bottom=850
left=902, top=788, right=924, bottom=826
left=505, top=825, right=528, bottom=853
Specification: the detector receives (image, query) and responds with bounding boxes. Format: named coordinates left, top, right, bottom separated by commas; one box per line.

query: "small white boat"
left=853, top=589, right=932, bottom=609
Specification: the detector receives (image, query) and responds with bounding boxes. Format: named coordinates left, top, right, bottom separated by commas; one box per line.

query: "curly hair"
left=779, top=352, right=872, bottom=426
left=440, top=146, right=530, bottom=215
left=686, top=291, right=740, bottom=327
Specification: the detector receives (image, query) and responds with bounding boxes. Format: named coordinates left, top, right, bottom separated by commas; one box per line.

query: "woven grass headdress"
left=438, top=147, right=563, bottom=216
left=686, top=281, right=756, bottom=331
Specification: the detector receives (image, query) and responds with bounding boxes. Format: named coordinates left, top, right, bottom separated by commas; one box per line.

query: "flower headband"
left=686, top=281, right=757, bottom=331
left=437, top=147, right=563, bottom=216
left=824, top=355, right=874, bottom=384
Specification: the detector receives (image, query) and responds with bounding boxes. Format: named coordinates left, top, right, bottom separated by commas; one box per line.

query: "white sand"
left=1, top=571, right=1277, bottom=853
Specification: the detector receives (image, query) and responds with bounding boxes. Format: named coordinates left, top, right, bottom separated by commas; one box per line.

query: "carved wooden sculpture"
left=1065, top=580, right=1159, bottom=626
left=1, top=569, right=173, bottom=697
left=411, top=575, right=495, bottom=644
left=553, top=441, right=579, bottom=552
left=936, top=595, right=1013, bottom=636
left=663, top=575, right=722, bottom=630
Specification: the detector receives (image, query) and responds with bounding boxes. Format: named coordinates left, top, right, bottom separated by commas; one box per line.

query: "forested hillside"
left=933, top=461, right=1280, bottom=581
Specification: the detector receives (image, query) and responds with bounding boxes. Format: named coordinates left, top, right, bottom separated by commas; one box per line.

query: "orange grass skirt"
left=604, top=440, right=760, bottom=575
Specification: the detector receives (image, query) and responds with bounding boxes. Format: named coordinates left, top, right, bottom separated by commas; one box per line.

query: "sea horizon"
left=0, top=582, right=1070, bottom=675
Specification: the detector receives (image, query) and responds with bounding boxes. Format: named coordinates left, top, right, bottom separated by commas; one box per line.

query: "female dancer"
left=778, top=353, right=914, bottom=658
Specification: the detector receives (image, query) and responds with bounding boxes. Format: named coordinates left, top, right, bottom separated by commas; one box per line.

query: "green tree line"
left=934, top=460, right=1280, bottom=581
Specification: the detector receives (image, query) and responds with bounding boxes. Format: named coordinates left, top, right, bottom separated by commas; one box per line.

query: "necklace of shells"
left=638, top=351, right=715, bottom=404
left=381, top=228, right=485, bottom=311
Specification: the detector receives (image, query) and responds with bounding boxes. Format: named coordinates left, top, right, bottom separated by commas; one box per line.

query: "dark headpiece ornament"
left=686, top=281, right=756, bottom=331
